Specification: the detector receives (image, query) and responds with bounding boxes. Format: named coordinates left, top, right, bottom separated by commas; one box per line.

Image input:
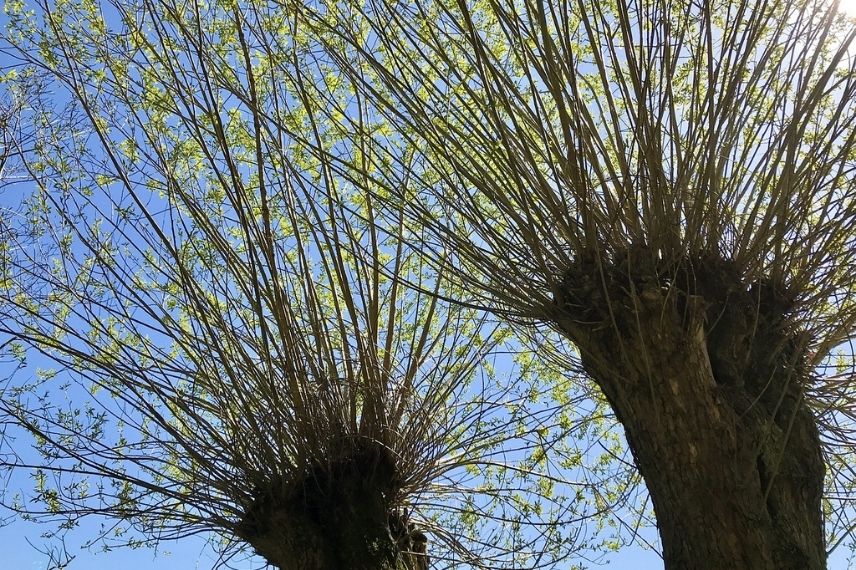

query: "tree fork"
left=554, top=251, right=825, bottom=569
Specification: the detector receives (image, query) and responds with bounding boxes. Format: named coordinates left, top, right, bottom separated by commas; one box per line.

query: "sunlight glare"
left=839, top=0, right=856, bottom=17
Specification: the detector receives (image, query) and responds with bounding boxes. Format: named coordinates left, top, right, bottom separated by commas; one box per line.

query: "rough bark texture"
left=555, top=250, right=825, bottom=570
left=235, top=440, right=428, bottom=570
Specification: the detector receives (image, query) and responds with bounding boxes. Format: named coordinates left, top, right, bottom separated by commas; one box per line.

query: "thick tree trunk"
left=235, top=440, right=427, bottom=570
left=555, top=253, right=826, bottom=570
left=238, top=481, right=400, bottom=570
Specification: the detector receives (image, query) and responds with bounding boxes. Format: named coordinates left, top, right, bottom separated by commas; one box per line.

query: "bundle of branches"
left=0, top=74, right=41, bottom=189
left=303, top=0, right=856, bottom=568
left=0, top=1, right=622, bottom=568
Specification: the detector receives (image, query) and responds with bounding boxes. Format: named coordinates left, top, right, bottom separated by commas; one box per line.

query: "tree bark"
left=235, top=441, right=426, bottom=570
left=555, top=254, right=826, bottom=570
left=238, top=482, right=400, bottom=570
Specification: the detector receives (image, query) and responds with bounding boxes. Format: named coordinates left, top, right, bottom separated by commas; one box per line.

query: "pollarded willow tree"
left=0, top=1, right=635, bottom=568
left=301, top=0, right=856, bottom=568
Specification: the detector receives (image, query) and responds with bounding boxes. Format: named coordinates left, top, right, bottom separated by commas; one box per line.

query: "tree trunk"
left=235, top=440, right=426, bottom=570
left=555, top=253, right=826, bottom=570
left=238, top=482, right=400, bottom=570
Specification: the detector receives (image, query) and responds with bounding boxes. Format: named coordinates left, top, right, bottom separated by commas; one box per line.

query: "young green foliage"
left=0, top=0, right=635, bottom=567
